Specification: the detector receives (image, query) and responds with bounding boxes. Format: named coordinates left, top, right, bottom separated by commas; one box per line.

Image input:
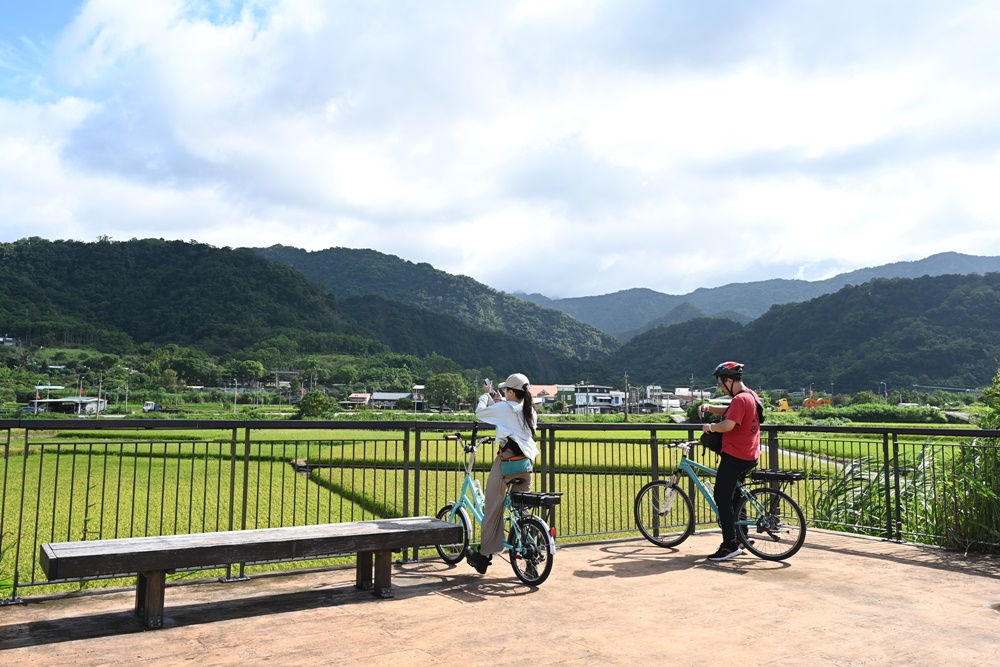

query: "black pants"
left=714, top=452, right=758, bottom=548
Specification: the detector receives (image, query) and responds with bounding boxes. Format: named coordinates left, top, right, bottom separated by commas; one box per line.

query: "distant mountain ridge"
left=610, top=272, right=1000, bottom=393
left=518, top=252, right=1000, bottom=338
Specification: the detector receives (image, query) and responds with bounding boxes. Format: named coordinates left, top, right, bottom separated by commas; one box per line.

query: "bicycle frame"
left=666, top=443, right=766, bottom=527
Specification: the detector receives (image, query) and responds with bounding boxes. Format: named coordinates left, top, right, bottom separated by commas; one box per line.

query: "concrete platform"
left=1, top=530, right=998, bottom=666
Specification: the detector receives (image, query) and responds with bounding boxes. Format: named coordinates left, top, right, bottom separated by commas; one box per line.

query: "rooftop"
left=2, top=530, right=997, bottom=665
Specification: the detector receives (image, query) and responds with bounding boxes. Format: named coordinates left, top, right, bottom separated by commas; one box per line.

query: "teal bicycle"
left=634, top=440, right=806, bottom=560
left=434, top=431, right=562, bottom=585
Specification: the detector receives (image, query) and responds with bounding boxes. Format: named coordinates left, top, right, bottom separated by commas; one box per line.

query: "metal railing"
left=2, top=418, right=998, bottom=603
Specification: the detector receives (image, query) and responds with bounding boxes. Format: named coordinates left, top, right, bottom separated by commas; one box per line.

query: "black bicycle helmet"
left=712, top=361, right=744, bottom=378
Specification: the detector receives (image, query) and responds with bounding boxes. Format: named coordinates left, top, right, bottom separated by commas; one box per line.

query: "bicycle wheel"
left=736, top=488, right=806, bottom=560
left=634, top=480, right=695, bottom=548
left=507, top=515, right=554, bottom=586
left=435, top=503, right=470, bottom=564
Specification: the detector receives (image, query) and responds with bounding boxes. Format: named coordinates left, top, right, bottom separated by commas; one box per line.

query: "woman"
left=465, top=372, right=537, bottom=574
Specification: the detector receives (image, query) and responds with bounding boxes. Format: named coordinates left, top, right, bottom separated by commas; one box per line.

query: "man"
left=698, top=361, right=762, bottom=561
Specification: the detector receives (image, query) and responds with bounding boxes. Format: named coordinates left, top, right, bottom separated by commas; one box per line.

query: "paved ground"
left=1, top=530, right=999, bottom=666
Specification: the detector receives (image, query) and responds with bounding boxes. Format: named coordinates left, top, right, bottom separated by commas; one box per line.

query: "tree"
left=425, top=373, right=468, bottom=410
left=297, top=391, right=330, bottom=418
left=225, top=360, right=267, bottom=384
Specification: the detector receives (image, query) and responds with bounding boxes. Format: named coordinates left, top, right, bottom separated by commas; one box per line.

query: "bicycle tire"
left=435, top=503, right=471, bottom=564
left=507, top=515, right=554, bottom=586
left=735, top=488, right=806, bottom=560
left=634, top=480, right=695, bottom=548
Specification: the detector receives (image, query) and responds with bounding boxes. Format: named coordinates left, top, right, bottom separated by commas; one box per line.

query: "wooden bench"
left=40, top=516, right=462, bottom=629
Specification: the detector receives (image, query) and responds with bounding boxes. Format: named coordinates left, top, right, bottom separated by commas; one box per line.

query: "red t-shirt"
left=722, top=389, right=761, bottom=461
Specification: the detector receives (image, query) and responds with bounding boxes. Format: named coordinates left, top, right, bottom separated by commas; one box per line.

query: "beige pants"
left=479, top=451, right=532, bottom=555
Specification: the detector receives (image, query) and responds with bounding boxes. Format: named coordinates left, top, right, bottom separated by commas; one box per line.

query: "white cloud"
left=2, top=0, right=1000, bottom=298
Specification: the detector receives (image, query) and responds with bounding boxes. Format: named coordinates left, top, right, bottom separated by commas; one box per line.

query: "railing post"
left=402, top=427, right=416, bottom=562
left=882, top=431, right=893, bottom=541
left=220, top=427, right=249, bottom=582
left=545, top=427, right=557, bottom=526
left=650, top=429, right=659, bottom=482
left=766, top=427, right=779, bottom=472
left=547, top=427, right=557, bottom=495
left=0, top=427, right=24, bottom=606
left=892, top=432, right=902, bottom=542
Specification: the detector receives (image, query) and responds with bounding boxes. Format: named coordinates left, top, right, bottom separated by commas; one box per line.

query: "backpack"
left=740, top=390, right=766, bottom=424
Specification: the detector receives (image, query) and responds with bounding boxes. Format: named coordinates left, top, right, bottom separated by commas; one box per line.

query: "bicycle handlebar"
left=443, top=433, right=495, bottom=452
left=659, top=440, right=698, bottom=450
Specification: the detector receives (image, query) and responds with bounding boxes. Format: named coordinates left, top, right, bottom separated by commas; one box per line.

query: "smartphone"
left=484, top=378, right=491, bottom=387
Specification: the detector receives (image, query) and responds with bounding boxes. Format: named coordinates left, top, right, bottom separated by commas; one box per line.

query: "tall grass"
left=813, top=439, right=1000, bottom=553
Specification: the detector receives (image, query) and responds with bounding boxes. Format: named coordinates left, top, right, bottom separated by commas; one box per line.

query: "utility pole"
left=623, top=372, right=629, bottom=421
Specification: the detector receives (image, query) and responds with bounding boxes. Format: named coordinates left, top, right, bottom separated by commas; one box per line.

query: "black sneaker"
left=707, top=544, right=742, bottom=561
left=465, top=547, right=492, bottom=574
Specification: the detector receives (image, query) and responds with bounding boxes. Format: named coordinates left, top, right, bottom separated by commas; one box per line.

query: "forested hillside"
left=533, top=252, right=1000, bottom=338
left=255, top=245, right=620, bottom=360
left=612, top=273, right=1000, bottom=393
left=0, top=237, right=374, bottom=357
left=0, top=238, right=610, bottom=395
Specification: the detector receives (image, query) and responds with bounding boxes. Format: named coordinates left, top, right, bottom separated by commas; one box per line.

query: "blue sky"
left=2, top=1, right=1000, bottom=298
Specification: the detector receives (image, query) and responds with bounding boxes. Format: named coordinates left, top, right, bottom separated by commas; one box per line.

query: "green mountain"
left=611, top=273, right=1000, bottom=393
left=530, top=252, right=1000, bottom=338
left=0, top=237, right=378, bottom=357
left=0, top=238, right=611, bottom=388
left=254, top=245, right=620, bottom=361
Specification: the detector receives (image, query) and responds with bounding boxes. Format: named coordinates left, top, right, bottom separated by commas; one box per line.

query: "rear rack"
left=749, top=470, right=804, bottom=483
left=510, top=491, right=563, bottom=508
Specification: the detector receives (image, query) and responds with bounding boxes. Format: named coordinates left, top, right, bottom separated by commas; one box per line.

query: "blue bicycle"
left=434, top=432, right=562, bottom=585
left=634, top=440, right=806, bottom=560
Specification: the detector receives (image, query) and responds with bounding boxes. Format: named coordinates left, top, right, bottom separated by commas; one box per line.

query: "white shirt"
left=475, top=393, right=538, bottom=460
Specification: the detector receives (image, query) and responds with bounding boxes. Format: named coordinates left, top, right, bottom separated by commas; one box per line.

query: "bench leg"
left=373, top=550, right=393, bottom=598
left=355, top=550, right=374, bottom=591
left=135, top=571, right=166, bottom=629
left=355, top=550, right=393, bottom=598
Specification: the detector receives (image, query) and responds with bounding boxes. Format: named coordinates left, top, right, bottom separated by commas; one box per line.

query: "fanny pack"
left=499, top=439, right=533, bottom=480
left=501, top=456, right=533, bottom=480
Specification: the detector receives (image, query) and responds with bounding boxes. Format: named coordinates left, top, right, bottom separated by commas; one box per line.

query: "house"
left=673, top=387, right=713, bottom=407
left=530, top=384, right=559, bottom=409
left=572, top=384, right=624, bottom=414
left=27, top=397, right=107, bottom=415
left=345, top=393, right=371, bottom=409
left=369, top=392, right=411, bottom=410
left=633, top=385, right=686, bottom=414
left=556, top=385, right=576, bottom=407
left=411, top=384, right=426, bottom=411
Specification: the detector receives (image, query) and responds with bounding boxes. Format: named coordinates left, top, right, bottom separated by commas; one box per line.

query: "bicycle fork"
left=658, top=473, right=683, bottom=515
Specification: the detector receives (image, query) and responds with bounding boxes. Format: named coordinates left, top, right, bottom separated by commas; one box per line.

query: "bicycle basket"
left=510, top=492, right=563, bottom=509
